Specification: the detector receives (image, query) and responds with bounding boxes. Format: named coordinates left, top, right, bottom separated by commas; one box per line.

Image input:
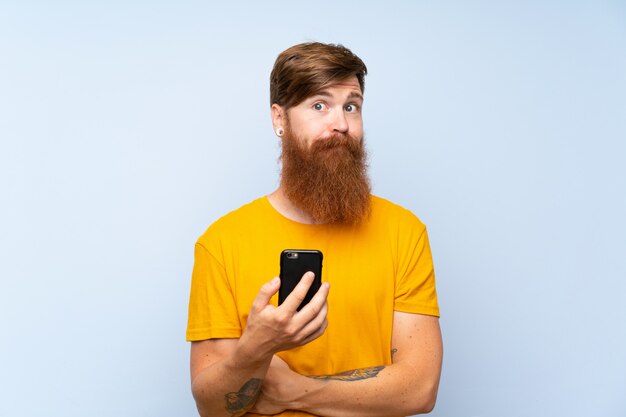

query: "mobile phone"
left=279, top=249, right=323, bottom=311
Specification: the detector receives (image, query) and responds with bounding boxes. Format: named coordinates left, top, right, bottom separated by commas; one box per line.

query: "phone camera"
left=286, top=252, right=299, bottom=259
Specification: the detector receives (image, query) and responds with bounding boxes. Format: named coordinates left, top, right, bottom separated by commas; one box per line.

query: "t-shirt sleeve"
left=186, top=242, right=242, bottom=341
left=394, top=218, right=440, bottom=317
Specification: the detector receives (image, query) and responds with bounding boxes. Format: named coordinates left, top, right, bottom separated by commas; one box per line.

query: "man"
left=186, top=42, right=442, bottom=417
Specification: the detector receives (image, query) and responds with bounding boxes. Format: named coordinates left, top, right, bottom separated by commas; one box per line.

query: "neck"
left=267, top=187, right=320, bottom=224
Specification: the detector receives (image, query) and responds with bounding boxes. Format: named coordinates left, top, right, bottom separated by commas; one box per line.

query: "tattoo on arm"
left=391, top=348, right=398, bottom=360
left=224, top=378, right=262, bottom=417
left=308, top=366, right=385, bottom=381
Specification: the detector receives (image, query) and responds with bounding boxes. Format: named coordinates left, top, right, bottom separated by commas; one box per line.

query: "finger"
left=251, top=277, right=281, bottom=312
left=295, top=281, right=330, bottom=321
left=281, top=271, right=315, bottom=313
left=298, top=300, right=328, bottom=341
left=300, top=318, right=328, bottom=345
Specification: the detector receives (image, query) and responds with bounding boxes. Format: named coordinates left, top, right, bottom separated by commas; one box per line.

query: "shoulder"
left=370, top=195, right=426, bottom=231
left=196, top=196, right=268, bottom=248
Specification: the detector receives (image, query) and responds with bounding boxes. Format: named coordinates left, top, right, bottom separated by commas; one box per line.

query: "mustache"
left=310, top=133, right=362, bottom=152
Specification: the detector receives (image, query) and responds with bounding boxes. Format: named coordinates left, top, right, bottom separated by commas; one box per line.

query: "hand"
left=239, top=272, right=330, bottom=361
left=249, top=356, right=304, bottom=415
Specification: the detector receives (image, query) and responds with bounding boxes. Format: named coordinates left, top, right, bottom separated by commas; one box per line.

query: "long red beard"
left=280, top=129, right=371, bottom=224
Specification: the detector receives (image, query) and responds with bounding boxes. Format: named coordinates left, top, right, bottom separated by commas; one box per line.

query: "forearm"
left=290, top=364, right=439, bottom=417
left=192, top=341, right=272, bottom=417
left=190, top=275, right=330, bottom=416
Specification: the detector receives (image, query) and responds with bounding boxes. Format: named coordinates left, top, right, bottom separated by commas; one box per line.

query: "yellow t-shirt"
left=186, top=195, right=439, bottom=416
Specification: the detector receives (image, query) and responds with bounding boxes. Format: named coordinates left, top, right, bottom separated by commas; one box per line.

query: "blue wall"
left=1, top=1, right=624, bottom=416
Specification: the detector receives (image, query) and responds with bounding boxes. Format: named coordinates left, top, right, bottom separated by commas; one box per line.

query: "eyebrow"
left=348, top=91, right=364, bottom=101
left=311, top=91, right=364, bottom=101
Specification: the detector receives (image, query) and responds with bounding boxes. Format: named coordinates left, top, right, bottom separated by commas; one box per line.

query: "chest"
left=223, top=228, right=397, bottom=328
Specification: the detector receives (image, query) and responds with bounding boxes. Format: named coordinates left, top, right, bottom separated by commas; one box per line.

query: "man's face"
left=284, top=76, right=364, bottom=148
left=277, top=76, right=371, bottom=224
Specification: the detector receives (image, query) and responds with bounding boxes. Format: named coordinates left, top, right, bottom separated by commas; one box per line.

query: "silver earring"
left=276, top=128, right=284, bottom=137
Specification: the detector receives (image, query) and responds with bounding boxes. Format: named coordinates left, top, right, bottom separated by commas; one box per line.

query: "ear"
left=271, top=103, right=285, bottom=133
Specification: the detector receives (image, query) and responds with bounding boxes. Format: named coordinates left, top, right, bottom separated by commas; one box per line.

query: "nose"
left=330, top=108, right=349, bottom=134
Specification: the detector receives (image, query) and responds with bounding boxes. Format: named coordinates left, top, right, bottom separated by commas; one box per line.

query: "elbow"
left=408, top=378, right=440, bottom=415
left=417, top=395, right=437, bottom=414
left=191, top=378, right=213, bottom=417
left=190, top=377, right=204, bottom=406
left=411, top=393, right=438, bottom=415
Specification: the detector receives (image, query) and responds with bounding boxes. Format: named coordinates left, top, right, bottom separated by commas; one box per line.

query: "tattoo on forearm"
left=224, top=378, right=262, bottom=416
left=308, top=366, right=385, bottom=381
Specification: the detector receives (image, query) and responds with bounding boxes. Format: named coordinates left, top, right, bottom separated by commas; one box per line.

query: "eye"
left=313, top=102, right=326, bottom=111
left=345, top=103, right=360, bottom=113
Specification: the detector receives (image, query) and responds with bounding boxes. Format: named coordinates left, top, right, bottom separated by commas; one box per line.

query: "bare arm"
left=190, top=273, right=329, bottom=417
left=191, top=338, right=269, bottom=417
left=251, top=312, right=443, bottom=417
